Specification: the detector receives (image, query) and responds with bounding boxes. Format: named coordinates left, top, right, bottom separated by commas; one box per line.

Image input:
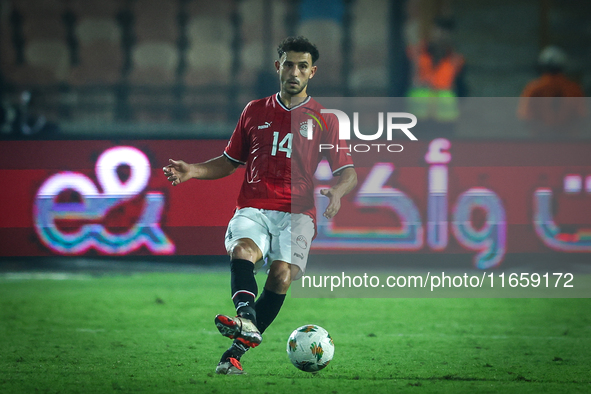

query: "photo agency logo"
left=301, top=108, right=418, bottom=153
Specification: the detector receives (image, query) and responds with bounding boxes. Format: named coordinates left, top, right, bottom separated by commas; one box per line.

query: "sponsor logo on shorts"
left=296, top=235, right=308, bottom=249
left=227, top=229, right=233, bottom=240
left=293, top=252, right=305, bottom=260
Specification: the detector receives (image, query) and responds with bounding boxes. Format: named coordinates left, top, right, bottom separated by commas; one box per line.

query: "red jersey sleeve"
left=223, top=102, right=252, bottom=164
left=322, top=112, right=354, bottom=175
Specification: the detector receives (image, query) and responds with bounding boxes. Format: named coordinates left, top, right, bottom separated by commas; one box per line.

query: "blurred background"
left=0, top=0, right=589, bottom=140
left=0, top=0, right=590, bottom=273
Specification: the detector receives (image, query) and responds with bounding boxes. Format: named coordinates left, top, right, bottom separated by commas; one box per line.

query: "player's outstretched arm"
left=320, top=167, right=357, bottom=219
left=163, top=155, right=239, bottom=186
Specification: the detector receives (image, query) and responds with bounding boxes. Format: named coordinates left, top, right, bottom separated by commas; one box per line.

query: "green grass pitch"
left=1, top=271, right=590, bottom=393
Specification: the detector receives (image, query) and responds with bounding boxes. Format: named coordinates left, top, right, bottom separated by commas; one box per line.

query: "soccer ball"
left=286, top=324, right=334, bottom=372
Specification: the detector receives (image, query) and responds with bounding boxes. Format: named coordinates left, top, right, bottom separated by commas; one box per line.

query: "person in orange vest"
left=406, top=17, right=467, bottom=138
left=517, top=46, right=587, bottom=139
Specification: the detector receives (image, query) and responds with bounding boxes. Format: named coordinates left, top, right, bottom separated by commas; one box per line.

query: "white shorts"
left=224, top=208, right=315, bottom=280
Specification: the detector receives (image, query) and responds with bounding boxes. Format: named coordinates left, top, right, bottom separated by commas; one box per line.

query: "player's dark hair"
left=277, top=36, right=320, bottom=64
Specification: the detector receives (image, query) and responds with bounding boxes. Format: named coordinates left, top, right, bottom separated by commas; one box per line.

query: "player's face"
left=276, top=51, right=317, bottom=97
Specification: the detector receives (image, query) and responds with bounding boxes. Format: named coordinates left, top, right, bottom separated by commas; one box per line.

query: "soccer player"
left=163, top=36, right=357, bottom=374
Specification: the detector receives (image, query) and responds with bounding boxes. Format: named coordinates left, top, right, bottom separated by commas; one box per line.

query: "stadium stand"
left=127, top=0, right=180, bottom=122
left=69, top=1, right=122, bottom=85
left=0, top=0, right=588, bottom=137
left=296, top=0, right=344, bottom=93
left=349, top=0, right=388, bottom=96
left=66, top=1, right=122, bottom=123
left=7, top=0, right=69, bottom=85
left=1, top=1, right=69, bottom=124
left=183, top=0, right=234, bottom=123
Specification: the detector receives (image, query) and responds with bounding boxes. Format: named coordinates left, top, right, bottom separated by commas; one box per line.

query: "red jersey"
left=224, top=93, right=354, bottom=221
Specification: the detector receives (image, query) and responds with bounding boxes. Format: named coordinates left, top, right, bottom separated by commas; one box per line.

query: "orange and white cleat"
left=215, top=357, right=245, bottom=375
left=214, top=314, right=262, bottom=348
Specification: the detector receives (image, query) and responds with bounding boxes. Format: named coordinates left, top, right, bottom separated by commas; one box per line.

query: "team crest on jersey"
left=299, top=120, right=313, bottom=138
left=300, top=110, right=327, bottom=139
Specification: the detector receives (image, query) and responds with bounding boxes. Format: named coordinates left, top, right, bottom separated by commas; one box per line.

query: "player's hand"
left=163, top=159, right=191, bottom=186
left=320, top=188, right=342, bottom=219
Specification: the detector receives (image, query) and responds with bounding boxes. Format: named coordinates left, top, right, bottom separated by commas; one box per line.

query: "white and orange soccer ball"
left=286, top=324, right=334, bottom=372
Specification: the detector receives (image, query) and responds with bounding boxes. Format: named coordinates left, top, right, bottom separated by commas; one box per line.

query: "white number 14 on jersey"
left=271, top=132, right=292, bottom=158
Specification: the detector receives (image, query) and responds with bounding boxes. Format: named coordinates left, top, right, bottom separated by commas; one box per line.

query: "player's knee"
left=228, top=240, right=259, bottom=262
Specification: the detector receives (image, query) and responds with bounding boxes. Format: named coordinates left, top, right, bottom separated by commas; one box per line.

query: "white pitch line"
left=0, top=272, right=92, bottom=281
left=76, top=328, right=106, bottom=333
left=380, top=332, right=589, bottom=341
